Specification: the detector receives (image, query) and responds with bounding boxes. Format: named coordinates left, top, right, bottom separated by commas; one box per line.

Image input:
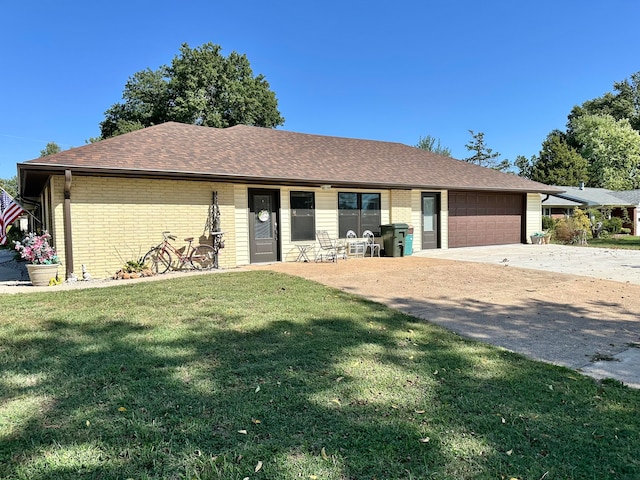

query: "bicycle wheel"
left=143, top=247, right=172, bottom=274
left=190, top=245, right=216, bottom=270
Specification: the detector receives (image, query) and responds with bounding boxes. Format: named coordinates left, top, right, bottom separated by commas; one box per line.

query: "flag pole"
left=0, top=187, right=41, bottom=224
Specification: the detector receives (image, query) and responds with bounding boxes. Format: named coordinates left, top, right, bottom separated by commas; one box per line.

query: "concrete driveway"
left=416, top=243, right=640, bottom=285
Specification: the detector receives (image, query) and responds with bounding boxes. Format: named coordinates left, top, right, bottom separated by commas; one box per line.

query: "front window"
left=338, top=192, right=381, bottom=237
left=290, top=191, right=315, bottom=241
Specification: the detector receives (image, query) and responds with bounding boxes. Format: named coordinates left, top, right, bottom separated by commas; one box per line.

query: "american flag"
left=0, top=188, right=24, bottom=246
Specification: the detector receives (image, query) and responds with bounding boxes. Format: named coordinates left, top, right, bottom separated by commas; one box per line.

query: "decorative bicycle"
left=142, top=231, right=223, bottom=274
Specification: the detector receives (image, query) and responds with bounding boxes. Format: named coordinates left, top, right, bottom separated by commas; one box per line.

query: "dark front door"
left=422, top=193, right=439, bottom=249
left=249, top=189, right=280, bottom=263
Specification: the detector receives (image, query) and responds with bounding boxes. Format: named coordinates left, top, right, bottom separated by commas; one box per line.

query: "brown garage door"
left=448, top=191, right=524, bottom=248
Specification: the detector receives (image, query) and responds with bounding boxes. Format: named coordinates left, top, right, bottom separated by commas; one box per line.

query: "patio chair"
left=315, top=230, right=343, bottom=262
left=363, top=230, right=381, bottom=257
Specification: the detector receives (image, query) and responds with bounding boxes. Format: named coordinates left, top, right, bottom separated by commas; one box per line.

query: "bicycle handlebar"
left=162, top=231, right=177, bottom=241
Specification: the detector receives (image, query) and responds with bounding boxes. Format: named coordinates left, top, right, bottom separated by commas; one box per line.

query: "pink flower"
left=14, top=231, right=60, bottom=265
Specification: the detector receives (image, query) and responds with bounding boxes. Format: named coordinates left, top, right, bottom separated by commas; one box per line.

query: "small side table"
left=295, top=244, right=312, bottom=262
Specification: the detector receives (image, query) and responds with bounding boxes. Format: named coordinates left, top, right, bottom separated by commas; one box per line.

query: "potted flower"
left=14, top=231, right=61, bottom=286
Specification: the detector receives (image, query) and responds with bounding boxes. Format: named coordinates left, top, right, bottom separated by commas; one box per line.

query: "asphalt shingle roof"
left=541, top=194, right=582, bottom=207
left=20, top=122, right=560, bottom=193
left=556, top=186, right=634, bottom=206
left=611, top=190, right=640, bottom=205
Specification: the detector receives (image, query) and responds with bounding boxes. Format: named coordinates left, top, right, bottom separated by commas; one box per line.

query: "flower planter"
left=26, top=264, right=60, bottom=286
left=530, top=235, right=543, bottom=245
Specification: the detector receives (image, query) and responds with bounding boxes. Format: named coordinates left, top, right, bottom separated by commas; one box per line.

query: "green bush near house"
left=541, top=215, right=556, bottom=232
left=1, top=224, right=24, bottom=250
left=554, top=208, right=591, bottom=244
left=603, top=217, right=624, bottom=235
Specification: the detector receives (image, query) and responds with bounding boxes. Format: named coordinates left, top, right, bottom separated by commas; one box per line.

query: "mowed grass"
left=587, top=236, right=640, bottom=250
left=1, top=271, right=639, bottom=479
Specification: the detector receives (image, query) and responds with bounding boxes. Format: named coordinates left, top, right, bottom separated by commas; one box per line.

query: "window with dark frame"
left=338, top=192, right=381, bottom=237
left=290, top=191, right=315, bottom=241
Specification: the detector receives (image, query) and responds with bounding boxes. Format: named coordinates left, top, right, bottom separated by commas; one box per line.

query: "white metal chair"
left=363, top=230, right=381, bottom=257
left=345, top=229, right=365, bottom=257
left=315, top=230, right=347, bottom=261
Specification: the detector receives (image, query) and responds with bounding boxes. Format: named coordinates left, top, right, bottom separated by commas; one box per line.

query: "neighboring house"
left=541, top=195, right=582, bottom=219
left=611, top=190, right=640, bottom=236
left=541, top=185, right=636, bottom=234
left=17, top=122, right=560, bottom=279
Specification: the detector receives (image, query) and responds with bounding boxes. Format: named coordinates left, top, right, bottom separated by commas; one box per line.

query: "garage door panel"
left=449, top=191, right=524, bottom=248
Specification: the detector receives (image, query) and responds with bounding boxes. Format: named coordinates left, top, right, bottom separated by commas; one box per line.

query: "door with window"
left=249, top=189, right=280, bottom=263
left=422, top=193, right=439, bottom=249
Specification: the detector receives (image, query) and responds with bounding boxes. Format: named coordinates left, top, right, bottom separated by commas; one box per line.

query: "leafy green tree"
left=525, top=131, right=588, bottom=185
left=39, top=142, right=62, bottom=157
left=0, top=176, right=18, bottom=197
left=571, top=114, right=640, bottom=190
left=100, top=43, right=284, bottom=139
left=415, top=135, right=452, bottom=156
left=568, top=71, right=640, bottom=132
left=463, top=130, right=510, bottom=171
left=513, top=154, right=536, bottom=179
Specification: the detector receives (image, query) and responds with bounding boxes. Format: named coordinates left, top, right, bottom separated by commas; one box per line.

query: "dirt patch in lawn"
left=250, top=256, right=640, bottom=371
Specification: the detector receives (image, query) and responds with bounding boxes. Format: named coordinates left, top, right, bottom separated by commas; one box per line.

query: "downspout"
left=63, top=170, right=74, bottom=280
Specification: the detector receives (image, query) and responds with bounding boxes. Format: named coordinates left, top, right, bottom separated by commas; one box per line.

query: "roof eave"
left=18, top=162, right=563, bottom=194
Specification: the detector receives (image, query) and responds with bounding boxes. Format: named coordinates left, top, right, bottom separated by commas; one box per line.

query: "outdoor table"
left=295, top=244, right=312, bottom=262
left=345, top=238, right=366, bottom=257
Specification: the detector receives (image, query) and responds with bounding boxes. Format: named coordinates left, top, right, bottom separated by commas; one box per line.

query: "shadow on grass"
left=1, top=271, right=639, bottom=479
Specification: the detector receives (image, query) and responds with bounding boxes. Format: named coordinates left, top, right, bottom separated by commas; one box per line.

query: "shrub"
left=541, top=215, right=556, bottom=232
left=620, top=227, right=631, bottom=235
left=603, top=217, right=623, bottom=235
left=554, top=208, right=591, bottom=244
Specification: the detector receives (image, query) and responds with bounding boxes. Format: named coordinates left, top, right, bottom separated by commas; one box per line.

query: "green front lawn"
left=587, top=236, right=640, bottom=249
left=1, top=272, right=639, bottom=479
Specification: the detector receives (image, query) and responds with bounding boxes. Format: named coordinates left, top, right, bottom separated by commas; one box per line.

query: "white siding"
left=440, top=190, right=449, bottom=249
left=234, top=185, right=249, bottom=265
left=526, top=193, right=543, bottom=242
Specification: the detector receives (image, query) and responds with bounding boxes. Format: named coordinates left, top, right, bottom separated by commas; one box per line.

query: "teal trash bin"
left=405, top=226, right=414, bottom=256
left=380, top=223, right=409, bottom=257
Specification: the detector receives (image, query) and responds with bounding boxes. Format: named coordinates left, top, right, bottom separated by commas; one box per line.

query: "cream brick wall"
left=49, top=177, right=462, bottom=276
left=389, top=189, right=412, bottom=224
left=50, top=175, right=236, bottom=278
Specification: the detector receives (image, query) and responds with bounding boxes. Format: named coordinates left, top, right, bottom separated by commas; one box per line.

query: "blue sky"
left=1, top=1, right=639, bottom=180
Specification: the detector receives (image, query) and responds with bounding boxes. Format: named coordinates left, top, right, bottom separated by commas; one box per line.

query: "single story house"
left=17, top=122, right=560, bottom=279
left=542, top=185, right=637, bottom=234
left=611, top=190, right=640, bottom=235
left=541, top=195, right=582, bottom=218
